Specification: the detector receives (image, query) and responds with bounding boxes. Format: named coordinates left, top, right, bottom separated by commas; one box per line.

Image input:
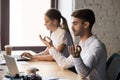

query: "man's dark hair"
left=71, top=9, right=95, bottom=31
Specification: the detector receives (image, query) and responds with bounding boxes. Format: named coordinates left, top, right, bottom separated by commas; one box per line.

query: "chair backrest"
left=106, top=53, right=120, bottom=80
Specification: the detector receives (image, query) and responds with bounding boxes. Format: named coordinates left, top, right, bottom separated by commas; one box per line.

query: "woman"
left=21, top=9, right=73, bottom=61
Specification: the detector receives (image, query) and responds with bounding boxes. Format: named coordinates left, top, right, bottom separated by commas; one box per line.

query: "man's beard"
left=73, top=29, right=84, bottom=36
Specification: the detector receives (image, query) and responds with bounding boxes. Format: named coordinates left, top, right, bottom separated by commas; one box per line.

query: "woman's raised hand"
left=39, top=35, right=53, bottom=48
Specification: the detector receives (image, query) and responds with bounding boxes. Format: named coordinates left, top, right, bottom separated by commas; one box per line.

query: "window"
left=10, top=0, right=51, bottom=46
left=1, top=0, right=58, bottom=51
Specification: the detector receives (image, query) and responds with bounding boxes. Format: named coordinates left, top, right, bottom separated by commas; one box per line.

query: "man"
left=40, top=9, right=107, bottom=80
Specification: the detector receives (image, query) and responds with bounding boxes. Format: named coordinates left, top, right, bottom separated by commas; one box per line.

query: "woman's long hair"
left=45, top=9, right=73, bottom=42
left=45, top=8, right=69, bottom=32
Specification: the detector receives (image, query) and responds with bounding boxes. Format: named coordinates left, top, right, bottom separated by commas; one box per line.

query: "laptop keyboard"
left=11, top=55, right=30, bottom=61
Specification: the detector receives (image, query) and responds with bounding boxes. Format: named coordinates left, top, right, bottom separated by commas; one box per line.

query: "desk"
left=0, top=50, right=82, bottom=80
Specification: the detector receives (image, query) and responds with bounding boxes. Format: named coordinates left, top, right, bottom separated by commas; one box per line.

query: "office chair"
left=106, top=53, right=120, bottom=80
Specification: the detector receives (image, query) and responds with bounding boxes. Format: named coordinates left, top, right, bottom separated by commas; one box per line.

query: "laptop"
left=3, top=55, right=69, bottom=80
left=4, top=55, right=20, bottom=76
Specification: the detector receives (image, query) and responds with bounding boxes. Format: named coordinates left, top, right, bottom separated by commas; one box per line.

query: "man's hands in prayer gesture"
left=68, top=45, right=82, bottom=58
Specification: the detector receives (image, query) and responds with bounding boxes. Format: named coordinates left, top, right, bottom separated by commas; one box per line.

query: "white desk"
left=0, top=50, right=84, bottom=80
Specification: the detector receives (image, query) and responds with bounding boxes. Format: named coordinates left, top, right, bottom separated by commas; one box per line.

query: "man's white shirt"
left=48, top=34, right=107, bottom=80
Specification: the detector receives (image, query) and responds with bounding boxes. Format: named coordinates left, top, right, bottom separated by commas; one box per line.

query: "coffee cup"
left=4, top=45, right=12, bottom=55
left=26, top=67, right=39, bottom=75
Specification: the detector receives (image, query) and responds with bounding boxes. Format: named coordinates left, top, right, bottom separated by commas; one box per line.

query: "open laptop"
left=4, top=55, right=20, bottom=76
left=3, top=55, right=69, bottom=80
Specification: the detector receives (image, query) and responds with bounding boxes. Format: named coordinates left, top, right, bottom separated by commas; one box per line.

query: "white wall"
left=58, top=0, right=77, bottom=44
left=58, top=0, right=74, bottom=27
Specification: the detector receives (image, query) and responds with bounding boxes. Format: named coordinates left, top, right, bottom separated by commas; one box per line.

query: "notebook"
left=4, top=55, right=20, bottom=76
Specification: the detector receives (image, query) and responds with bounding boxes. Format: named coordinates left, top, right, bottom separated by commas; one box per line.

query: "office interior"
left=0, top=0, right=120, bottom=80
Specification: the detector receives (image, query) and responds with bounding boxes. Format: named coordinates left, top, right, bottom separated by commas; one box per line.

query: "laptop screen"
left=4, top=55, right=19, bottom=76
